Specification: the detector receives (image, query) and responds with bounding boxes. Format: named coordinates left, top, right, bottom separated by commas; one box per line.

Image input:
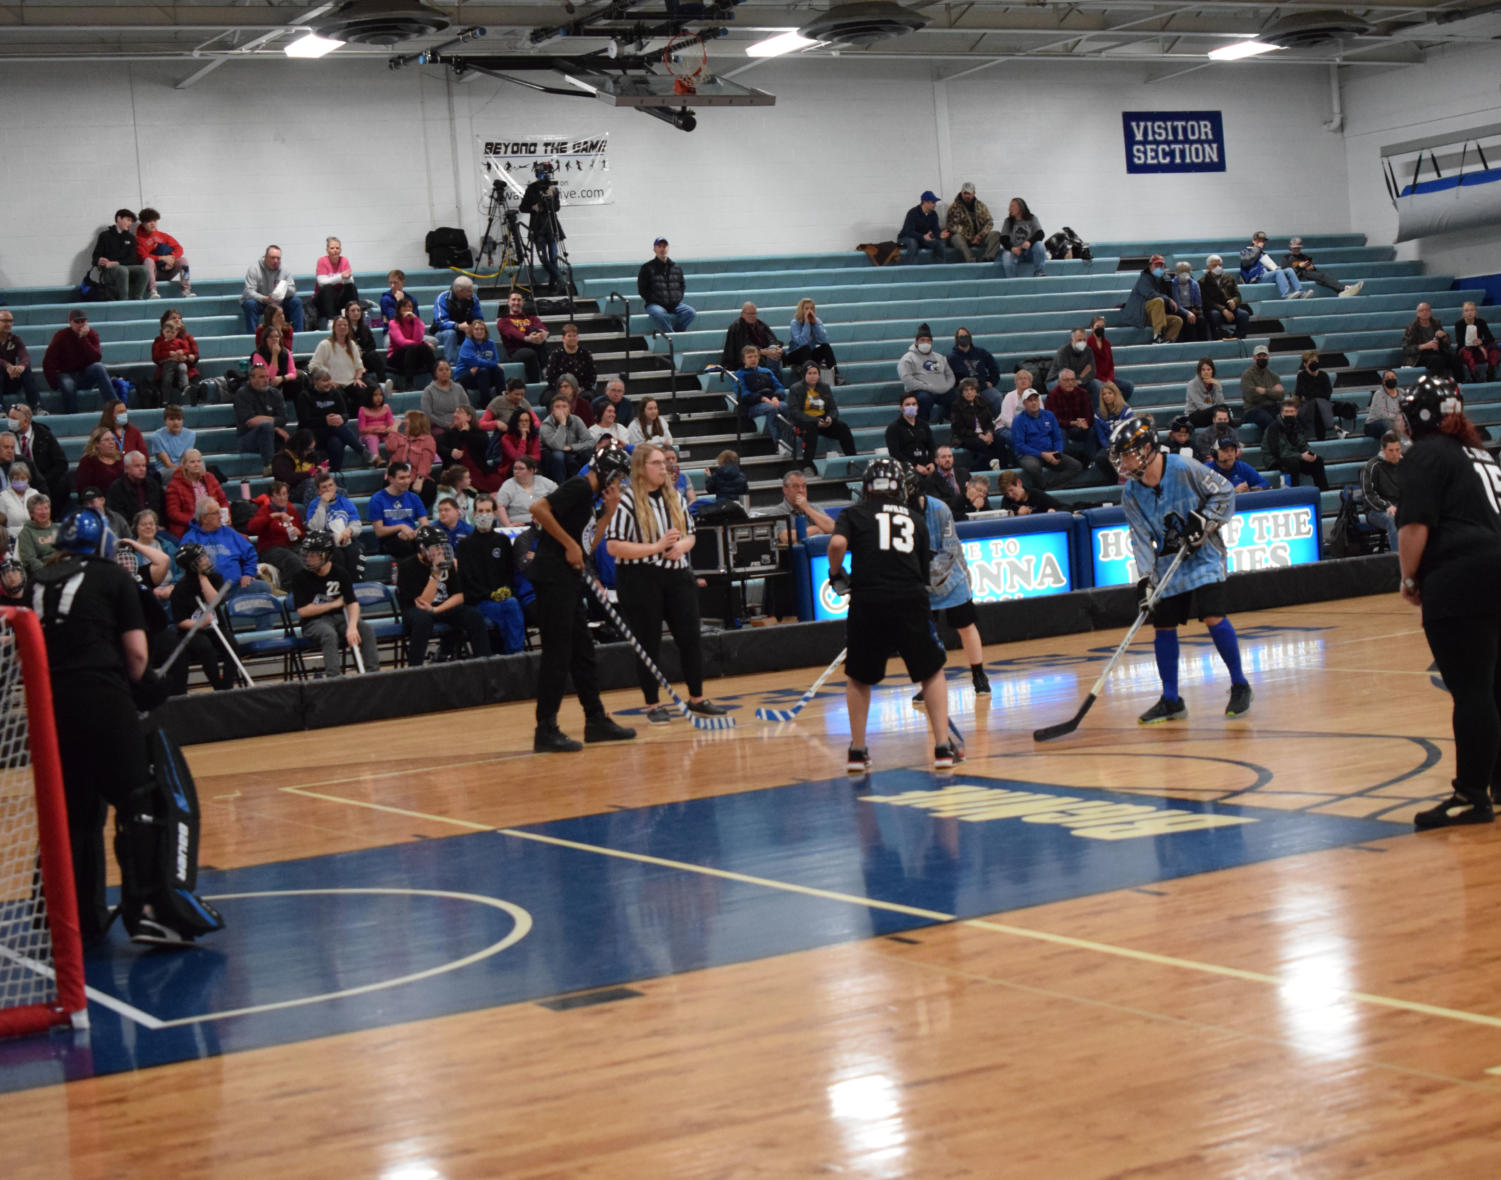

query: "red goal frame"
left=0, top=606, right=88, bottom=1037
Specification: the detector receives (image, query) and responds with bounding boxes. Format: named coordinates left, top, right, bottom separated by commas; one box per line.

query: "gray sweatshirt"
left=540, top=413, right=591, bottom=452
left=243, top=259, right=298, bottom=304
left=421, top=381, right=470, bottom=429
left=898, top=345, right=955, bottom=394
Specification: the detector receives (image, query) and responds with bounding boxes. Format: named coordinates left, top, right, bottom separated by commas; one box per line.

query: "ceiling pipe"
left=1324, top=62, right=1343, bottom=132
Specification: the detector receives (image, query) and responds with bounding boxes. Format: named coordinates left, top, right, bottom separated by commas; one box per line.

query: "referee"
left=605, top=443, right=729, bottom=724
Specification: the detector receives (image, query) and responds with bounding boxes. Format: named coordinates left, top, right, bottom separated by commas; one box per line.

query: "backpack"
left=1046, top=226, right=1092, bottom=261
left=425, top=227, right=474, bottom=269
left=856, top=241, right=903, bottom=267
left=1327, top=484, right=1388, bottom=558
left=78, top=268, right=118, bottom=302
left=230, top=499, right=258, bottom=532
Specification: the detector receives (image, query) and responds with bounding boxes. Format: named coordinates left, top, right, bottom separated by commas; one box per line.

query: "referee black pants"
left=1424, top=612, right=1501, bottom=803
left=534, top=578, right=602, bottom=726
left=616, top=565, right=704, bottom=704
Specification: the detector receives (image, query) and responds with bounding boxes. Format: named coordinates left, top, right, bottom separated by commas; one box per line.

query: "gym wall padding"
left=151, top=552, right=1399, bottom=746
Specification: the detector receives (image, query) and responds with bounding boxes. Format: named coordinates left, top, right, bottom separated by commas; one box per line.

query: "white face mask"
left=1072, top=341, right=1086, bottom=352
left=1211, top=266, right=1224, bottom=276
left=117, top=412, right=129, bottom=426
left=473, top=512, right=496, bottom=531
left=903, top=405, right=919, bottom=420
left=916, top=341, right=932, bottom=354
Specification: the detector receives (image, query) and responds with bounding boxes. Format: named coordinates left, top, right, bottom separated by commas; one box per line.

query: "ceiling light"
left=1208, top=39, right=1280, bottom=62
left=746, top=30, right=818, bottom=58
left=285, top=32, right=346, bottom=58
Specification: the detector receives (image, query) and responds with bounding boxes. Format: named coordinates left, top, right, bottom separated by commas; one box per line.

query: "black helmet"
left=176, top=542, right=210, bottom=575
left=1108, top=415, right=1157, bottom=480
left=592, top=440, right=632, bottom=485
left=413, top=525, right=448, bottom=552
left=862, top=456, right=906, bottom=500
left=301, top=529, right=336, bottom=558
left=1399, top=374, right=1463, bottom=438
left=1169, top=414, right=1193, bottom=434
left=900, top=462, right=923, bottom=507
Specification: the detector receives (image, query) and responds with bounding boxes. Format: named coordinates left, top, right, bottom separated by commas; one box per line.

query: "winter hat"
left=915, top=323, right=932, bottom=340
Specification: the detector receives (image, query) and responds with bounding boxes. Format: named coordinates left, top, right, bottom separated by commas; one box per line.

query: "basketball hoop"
left=663, top=33, right=706, bottom=95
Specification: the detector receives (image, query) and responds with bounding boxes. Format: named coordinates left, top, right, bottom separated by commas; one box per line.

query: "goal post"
left=0, top=606, right=88, bottom=1037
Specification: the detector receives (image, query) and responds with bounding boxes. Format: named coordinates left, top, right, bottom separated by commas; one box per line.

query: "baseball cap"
left=1022, top=389, right=1041, bottom=401
left=960, top=182, right=976, bottom=194
left=1216, top=434, right=1241, bottom=450
left=80, top=486, right=103, bottom=501
left=1253, top=343, right=1271, bottom=357
left=653, top=236, right=669, bottom=247
left=69, top=309, right=88, bottom=323
left=920, top=190, right=938, bottom=203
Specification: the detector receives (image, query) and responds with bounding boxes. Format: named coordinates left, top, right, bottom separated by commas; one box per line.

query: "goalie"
left=1109, top=417, right=1253, bottom=725
left=34, top=507, right=224, bottom=947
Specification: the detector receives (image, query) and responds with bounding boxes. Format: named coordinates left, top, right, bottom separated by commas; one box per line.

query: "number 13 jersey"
left=834, top=499, right=931, bottom=602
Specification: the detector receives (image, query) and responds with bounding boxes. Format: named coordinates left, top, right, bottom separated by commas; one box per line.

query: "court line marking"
left=0, top=945, right=166, bottom=1030
left=281, top=785, right=495, bottom=829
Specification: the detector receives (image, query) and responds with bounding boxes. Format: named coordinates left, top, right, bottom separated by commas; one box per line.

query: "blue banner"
left=1122, top=111, right=1226, bottom=174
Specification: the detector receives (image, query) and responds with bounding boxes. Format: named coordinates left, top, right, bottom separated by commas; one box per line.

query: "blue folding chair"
left=219, top=591, right=312, bottom=681
left=353, top=581, right=407, bottom=666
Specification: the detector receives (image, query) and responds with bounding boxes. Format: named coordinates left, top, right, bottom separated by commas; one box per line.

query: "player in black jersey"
left=827, top=456, right=956, bottom=771
left=1396, top=375, right=1501, bottom=827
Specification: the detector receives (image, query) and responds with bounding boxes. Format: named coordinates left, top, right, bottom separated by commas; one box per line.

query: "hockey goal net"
left=0, top=606, right=88, bottom=1037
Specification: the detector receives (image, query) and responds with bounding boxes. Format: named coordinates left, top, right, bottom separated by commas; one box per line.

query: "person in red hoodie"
left=1087, top=315, right=1135, bottom=401
left=164, top=448, right=229, bottom=537
left=246, top=480, right=305, bottom=587
left=42, top=309, right=114, bottom=414
left=135, top=207, right=193, bottom=297
left=151, top=314, right=200, bottom=402
left=496, top=290, right=549, bottom=382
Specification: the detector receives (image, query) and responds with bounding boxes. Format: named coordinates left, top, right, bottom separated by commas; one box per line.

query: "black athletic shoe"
left=534, top=726, right=583, bottom=754
left=1492, top=784, right=1501, bottom=807
left=128, top=911, right=196, bottom=948
left=972, top=669, right=992, bottom=696
left=1225, top=682, right=1253, bottom=718
left=584, top=714, right=636, bottom=743
left=847, top=747, right=872, bottom=774
left=1414, top=793, right=1495, bottom=829
left=687, top=699, right=729, bottom=716
left=645, top=704, right=675, bottom=725
left=911, top=690, right=925, bottom=709
left=1138, top=695, right=1187, bottom=725
left=934, top=744, right=957, bottom=770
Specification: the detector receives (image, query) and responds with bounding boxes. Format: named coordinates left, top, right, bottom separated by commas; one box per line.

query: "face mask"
left=10, top=481, right=26, bottom=494
left=1384, top=378, right=1398, bottom=390
left=1151, top=267, right=1164, bottom=278
left=1093, top=327, right=1105, bottom=338
left=956, top=338, right=971, bottom=348
left=473, top=512, right=496, bottom=532
left=117, top=412, right=128, bottom=426
left=903, top=405, right=918, bottom=421
left=916, top=341, right=932, bottom=354
left=1211, top=266, right=1224, bottom=277
left=1255, top=358, right=1268, bottom=368
left=1307, top=363, right=1320, bottom=373
left=1072, top=341, right=1087, bottom=352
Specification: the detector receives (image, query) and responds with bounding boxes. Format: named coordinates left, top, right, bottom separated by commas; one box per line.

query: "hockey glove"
left=1135, top=575, right=1155, bottom=613
left=828, top=567, right=852, bottom=597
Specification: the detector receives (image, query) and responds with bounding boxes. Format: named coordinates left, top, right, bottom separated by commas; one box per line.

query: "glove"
left=1180, top=510, right=1210, bottom=550
left=828, top=566, right=852, bottom=597
left=1135, top=576, right=1154, bottom=613
left=490, top=586, right=513, bottom=602
left=131, top=668, right=171, bottom=713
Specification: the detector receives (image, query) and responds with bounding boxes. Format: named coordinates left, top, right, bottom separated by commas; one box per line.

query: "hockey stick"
left=157, top=580, right=234, bottom=675
left=1032, top=542, right=1193, bottom=743
left=755, top=648, right=847, bottom=722
left=579, top=568, right=736, bottom=730
left=345, top=607, right=366, bottom=675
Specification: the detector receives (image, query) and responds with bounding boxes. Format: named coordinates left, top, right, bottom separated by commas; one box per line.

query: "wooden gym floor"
left=5, top=593, right=1501, bottom=1178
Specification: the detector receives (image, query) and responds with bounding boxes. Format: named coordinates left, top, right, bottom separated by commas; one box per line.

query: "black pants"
left=534, top=577, right=603, bottom=725
left=315, top=282, right=358, bottom=325
left=1424, top=612, right=1501, bottom=803
left=505, top=345, right=542, bottom=383
left=616, top=564, right=705, bottom=704
left=786, top=342, right=838, bottom=371
left=798, top=419, right=857, bottom=466
left=1278, top=455, right=1329, bottom=490
left=403, top=603, right=491, bottom=667
left=390, top=344, right=436, bottom=388
left=360, top=349, right=388, bottom=390
left=52, top=672, right=150, bottom=943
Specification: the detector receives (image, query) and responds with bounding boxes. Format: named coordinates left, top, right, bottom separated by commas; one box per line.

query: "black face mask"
left=1094, top=327, right=1105, bottom=338
left=1255, top=358, right=1268, bottom=368
left=1384, top=378, right=1398, bottom=390
left=1307, top=363, right=1320, bottom=374
left=956, top=337, right=971, bottom=348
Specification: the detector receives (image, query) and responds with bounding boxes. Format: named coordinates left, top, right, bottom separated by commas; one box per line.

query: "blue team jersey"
left=1122, top=452, right=1234, bottom=592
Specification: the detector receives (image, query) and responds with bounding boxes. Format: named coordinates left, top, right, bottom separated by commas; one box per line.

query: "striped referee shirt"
left=606, top=486, right=694, bottom=570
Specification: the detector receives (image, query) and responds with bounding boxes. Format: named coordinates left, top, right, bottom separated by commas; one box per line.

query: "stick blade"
left=691, top=715, right=737, bottom=730
left=1032, top=694, right=1097, bottom=743
left=754, top=708, right=795, bottom=722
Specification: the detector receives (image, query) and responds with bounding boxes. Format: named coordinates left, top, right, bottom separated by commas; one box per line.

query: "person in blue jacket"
left=431, top=276, right=485, bottom=366
left=898, top=191, right=949, bottom=265
left=1204, top=435, right=1269, bottom=493
left=177, top=499, right=261, bottom=590
left=457, top=320, right=504, bottom=404
left=1012, top=388, right=1082, bottom=489
left=948, top=327, right=1003, bottom=413
left=727, top=345, right=786, bottom=437
left=1121, top=253, right=1185, bottom=344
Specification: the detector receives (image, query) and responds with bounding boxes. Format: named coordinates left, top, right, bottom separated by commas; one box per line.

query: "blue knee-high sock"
left=1207, top=618, right=1246, bottom=685
left=1154, top=628, right=1180, bottom=701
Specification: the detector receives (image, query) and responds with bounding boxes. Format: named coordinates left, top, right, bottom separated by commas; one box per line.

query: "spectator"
left=551, top=372, right=592, bottom=428
left=163, top=448, right=227, bottom=537
left=42, top=310, right=113, bottom=414
left=17, top=496, right=56, bottom=576
left=92, top=208, right=150, bottom=302
left=151, top=316, right=198, bottom=403
left=289, top=531, right=379, bottom=676
left=998, top=368, right=1034, bottom=432
left=480, top=377, right=534, bottom=433
left=1262, top=399, right=1329, bottom=490
left=885, top=392, right=937, bottom=475
left=1361, top=431, right=1403, bottom=550
left=945, top=182, right=1002, bottom=263
left=1012, top=388, right=1082, bottom=489
left=99, top=398, right=146, bottom=459
left=310, top=316, right=376, bottom=404
left=271, top=429, right=324, bottom=503
left=1093, top=382, right=1134, bottom=480
left=546, top=321, right=599, bottom=394
left=496, top=454, right=556, bottom=527
left=1282, top=236, right=1362, bottom=297
left=1193, top=405, right=1238, bottom=457
left=1454, top=301, right=1498, bottom=383
left=252, top=325, right=300, bottom=404
left=1205, top=435, right=1268, bottom=494
left=358, top=384, right=396, bottom=459
left=998, top=469, right=1063, bottom=514
left=179, top=498, right=259, bottom=590
left=540, top=392, right=591, bottom=484
left=589, top=376, right=634, bottom=429
left=637, top=237, right=695, bottom=334
left=6, top=405, right=66, bottom=502
left=421, top=360, right=470, bottom=439
left=436, top=465, right=476, bottom=522
left=925, top=445, right=971, bottom=519
left=589, top=401, right=631, bottom=446
left=1295, top=350, right=1356, bottom=440
left=431, top=275, right=483, bottom=366
left=132, top=509, right=178, bottom=594
left=304, top=471, right=365, bottom=579
left=786, top=361, right=856, bottom=470
left=0, top=431, right=39, bottom=492
left=729, top=345, right=786, bottom=437
left=246, top=481, right=306, bottom=587
left=379, top=269, right=407, bottom=324
left=0, top=461, right=42, bottom=533
left=720, top=303, right=785, bottom=373
left=306, top=236, right=356, bottom=330
left=1045, top=369, right=1096, bottom=462
left=234, top=363, right=289, bottom=474
left=788, top=299, right=840, bottom=381
left=434, top=496, right=474, bottom=549
left=1168, top=261, right=1206, bottom=342
left=1185, top=357, right=1234, bottom=427
left=1052, top=327, right=1099, bottom=397
left=1163, top=415, right=1201, bottom=462
left=367, top=462, right=429, bottom=558
left=998, top=198, right=1047, bottom=279
left=76, top=487, right=128, bottom=541
left=105, top=450, right=163, bottom=523
left=0, top=310, right=41, bottom=410
left=387, top=411, right=438, bottom=508
left=772, top=469, right=836, bottom=543
left=387, top=297, right=438, bottom=391
left=134, top=207, right=192, bottom=298
left=898, top=191, right=948, bottom=265
left=1403, top=302, right=1455, bottom=377
left=951, top=378, right=1009, bottom=470
left=664, top=446, right=696, bottom=506
left=443, top=404, right=503, bottom=494
left=1365, top=370, right=1403, bottom=440
left=1239, top=231, right=1306, bottom=299
left=241, top=244, right=303, bottom=334
left=458, top=494, right=527, bottom=654
left=344, top=301, right=388, bottom=390
left=74, top=428, right=124, bottom=493
left=457, top=319, right=503, bottom=404
left=299, top=366, right=366, bottom=472
left=1202, top=254, right=1252, bottom=340
left=965, top=476, right=993, bottom=514
left=168, top=544, right=234, bottom=691
left=496, top=290, right=548, bottom=383
left=253, top=303, right=296, bottom=356
left=1086, top=317, right=1134, bottom=401
left=948, top=327, right=1004, bottom=412
left=705, top=449, right=749, bottom=499
left=396, top=526, right=492, bottom=667
left=898, top=323, right=957, bottom=423
left=1240, top=344, right=1286, bottom=436
left=499, top=401, right=543, bottom=482
left=1121, top=255, right=1184, bottom=344
left=626, top=397, right=674, bottom=448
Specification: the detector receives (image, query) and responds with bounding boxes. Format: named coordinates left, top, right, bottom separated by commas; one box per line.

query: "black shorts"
left=934, top=599, right=977, bottom=630
left=1150, top=580, right=1229, bottom=629
left=845, top=594, right=947, bottom=685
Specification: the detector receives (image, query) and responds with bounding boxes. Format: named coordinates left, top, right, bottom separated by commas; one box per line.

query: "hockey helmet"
left=55, top=507, right=116, bottom=559
left=1399, top=373, right=1463, bottom=438
left=863, top=456, right=906, bottom=500
left=1108, top=415, right=1157, bottom=480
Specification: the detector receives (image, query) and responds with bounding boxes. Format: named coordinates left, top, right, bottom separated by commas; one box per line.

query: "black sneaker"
left=1414, top=793, right=1495, bottom=829
left=1225, top=682, right=1253, bottom=718
left=533, top=726, right=583, bottom=754
left=911, top=690, right=925, bottom=709
left=972, top=669, right=992, bottom=695
left=645, top=704, right=674, bottom=725
left=687, top=699, right=729, bottom=716
left=847, top=747, right=872, bottom=773
left=584, top=714, right=636, bottom=743
left=1138, top=695, right=1187, bottom=725
left=933, top=744, right=957, bottom=770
